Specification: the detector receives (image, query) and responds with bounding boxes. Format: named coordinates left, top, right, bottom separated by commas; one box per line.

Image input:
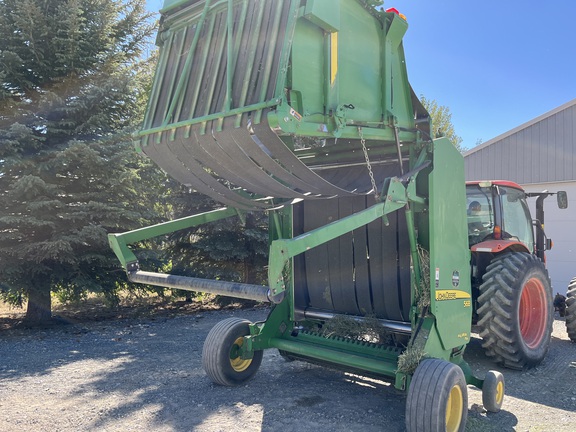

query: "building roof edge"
left=464, top=98, right=576, bottom=157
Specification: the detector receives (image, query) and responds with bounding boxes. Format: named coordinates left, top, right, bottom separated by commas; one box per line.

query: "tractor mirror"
left=557, top=191, right=568, bottom=209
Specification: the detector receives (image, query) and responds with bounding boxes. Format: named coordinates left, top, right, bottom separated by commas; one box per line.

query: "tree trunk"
left=24, top=283, right=52, bottom=326
left=243, top=214, right=257, bottom=285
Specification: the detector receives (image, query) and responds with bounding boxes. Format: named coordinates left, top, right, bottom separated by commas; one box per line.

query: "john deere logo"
left=452, top=271, right=460, bottom=287
left=435, top=289, right=470, bottom=302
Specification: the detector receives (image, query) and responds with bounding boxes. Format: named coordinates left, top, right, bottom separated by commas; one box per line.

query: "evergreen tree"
left=166, top=185, right=269, bottom=297
left=0, top=0, right=164, bottom=325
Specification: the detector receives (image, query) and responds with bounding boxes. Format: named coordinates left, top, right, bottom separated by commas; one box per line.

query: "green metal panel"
left=304, top=0, right=340, bottom=32
left=108, top=207, right=239, bottom=268
left=161, top=0, right=193, bottom=14
left=336, top=0, right=384, bottom=123
left=428, top=137, right=472, bottom=350
left=290, top=19, right=326, bottom=118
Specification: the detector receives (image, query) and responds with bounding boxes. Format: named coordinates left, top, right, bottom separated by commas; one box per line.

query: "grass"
left=0, top=291, right=260, bottom=330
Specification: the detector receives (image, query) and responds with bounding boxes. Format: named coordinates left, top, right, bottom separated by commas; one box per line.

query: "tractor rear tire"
left=566, top=278, right=576, bottom=342
left=405, top=359, right=468, bottom=432
left=202, top=317, right=263, bottom=386
left=477, top=252, right=552, bottom=369
left=482, top=370, right=505, bottom=413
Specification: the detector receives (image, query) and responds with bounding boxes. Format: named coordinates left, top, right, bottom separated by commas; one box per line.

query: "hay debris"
left=416, top=245, right=431, bottom=310
left=396, top=345, right=426, bottom=375
left=321, top=314, right=392, bottom=344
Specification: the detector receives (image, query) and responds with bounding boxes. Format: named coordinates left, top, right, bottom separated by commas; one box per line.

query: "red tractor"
left=466, top=180, right=567, bottom=369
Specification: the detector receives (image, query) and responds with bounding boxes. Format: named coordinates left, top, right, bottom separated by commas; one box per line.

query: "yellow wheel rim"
left=230, top=337, right=252, bottom=372
left=495, top=381, right=504, bottom=405
left=445, top=384, right=464, bottom=432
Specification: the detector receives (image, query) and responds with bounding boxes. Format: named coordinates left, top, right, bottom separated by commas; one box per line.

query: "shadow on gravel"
left=1, top=309, right=568, bottom=431
left=0, top=310, right=405, bottom=431
left=465, top=319, right=576, bottom=414
left=465, top=409, right=518, bottom=432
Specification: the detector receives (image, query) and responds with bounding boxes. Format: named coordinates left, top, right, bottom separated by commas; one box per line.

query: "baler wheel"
left=566, top=278, right=576, bottom=342
left=482, top=370, right=505, bottom=413
left=477, top=252, right=552, bottom=369
left=202, top=318, right=263, bottom=386
left=405, top=359, right=468, bottom=432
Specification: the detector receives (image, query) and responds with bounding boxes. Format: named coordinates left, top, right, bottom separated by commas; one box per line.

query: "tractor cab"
left=466, top=180, right=568, bottom=260
left=466, top=181, right=534, bottom=253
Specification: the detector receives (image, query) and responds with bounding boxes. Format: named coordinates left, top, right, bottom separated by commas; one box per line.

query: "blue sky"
left=146, top=0, right=576, bottom=150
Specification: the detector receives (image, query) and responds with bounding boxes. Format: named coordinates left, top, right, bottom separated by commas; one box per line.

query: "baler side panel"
left=429, top=137, right=472, bottom=349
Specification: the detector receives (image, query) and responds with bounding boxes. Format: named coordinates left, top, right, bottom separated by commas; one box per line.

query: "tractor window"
left=500, top=187, right=534, bottom=252
left=466, top=187, right=494, bottom=245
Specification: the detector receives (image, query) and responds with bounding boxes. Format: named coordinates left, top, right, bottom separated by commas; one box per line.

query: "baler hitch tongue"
left=107, top=207, right=279, bottom=303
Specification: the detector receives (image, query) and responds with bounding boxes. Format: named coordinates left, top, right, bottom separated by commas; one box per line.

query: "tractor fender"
left=471, top=240, right=530, bottom=254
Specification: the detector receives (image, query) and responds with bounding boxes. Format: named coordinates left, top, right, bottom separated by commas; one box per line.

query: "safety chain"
left=358, top=127, right=379, bottom=199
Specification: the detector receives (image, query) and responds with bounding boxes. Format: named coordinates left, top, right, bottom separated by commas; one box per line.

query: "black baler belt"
left=350, top=196, right=373, bottom=315
left=230, top=117, right=334, bottom=195
left=143, top=116, right=387, bottom=209
left=367, top=213, right=404, bottom=322
left=144, top=139, right=267, bottom=210
left=319, top=165, right=372, bottom=193
left=169, top=123, right=295, bottom=198
left=330, top=197, right=361, bottom=315
left=224, top=118, right=332, bottom=196
left=252, top=119, right=357, bottom=196
left=142, top=137, right=196, bottom=187
left=292, top=197, right=411, bottom=322
left=162, top=144, right=269, bottom=209
left=303, top=198, right=337, bottom=311
left=206, top=119, right=323, bottom=198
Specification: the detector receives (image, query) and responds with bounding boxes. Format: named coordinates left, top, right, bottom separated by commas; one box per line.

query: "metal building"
left=464, top=98, right=576, bottom=293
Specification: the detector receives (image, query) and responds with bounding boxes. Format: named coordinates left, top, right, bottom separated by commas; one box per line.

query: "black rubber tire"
left=202, top=317, right=263, bottom=386
left=477, top=252, right=553, bottom=369
left=405, top=359, right=468, bottom=432
left=566, top=278, right=576, bottom=342
left=482, top=370, right=505, bottom=413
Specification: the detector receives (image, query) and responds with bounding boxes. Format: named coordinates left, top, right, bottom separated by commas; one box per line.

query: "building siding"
left=464, top=100, right=576, bottom=295
left=524, top=182, right=576, bottom=292
left=465, top=100, right=576, bottom=184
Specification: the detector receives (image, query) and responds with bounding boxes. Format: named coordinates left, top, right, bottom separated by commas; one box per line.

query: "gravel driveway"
left=1, top=307, right=574, bottom=431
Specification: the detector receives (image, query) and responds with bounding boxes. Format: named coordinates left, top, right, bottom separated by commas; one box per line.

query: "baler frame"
left=109, top=140, right=482, bottom=392
left=108, top=1, right=506, bottom=430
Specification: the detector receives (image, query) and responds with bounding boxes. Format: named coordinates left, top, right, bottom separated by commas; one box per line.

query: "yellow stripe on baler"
left=330, top=32, right=338, bottom=86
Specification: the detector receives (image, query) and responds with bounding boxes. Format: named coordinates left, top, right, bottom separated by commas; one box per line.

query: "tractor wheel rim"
left=519, top=277, right=548, bottom=349
left=445, top=384, right=463, bottom=432
left=230, top=337, right=251, bottom=372
left=495, top=381, right=504, bottom=405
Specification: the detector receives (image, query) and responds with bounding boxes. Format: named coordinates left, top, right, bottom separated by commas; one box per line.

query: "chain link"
left=359, top=127, right=379, bottom=199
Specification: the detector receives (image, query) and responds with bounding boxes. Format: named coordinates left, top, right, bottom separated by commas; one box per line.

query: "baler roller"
left=129, top=270, right=272, bottom=303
